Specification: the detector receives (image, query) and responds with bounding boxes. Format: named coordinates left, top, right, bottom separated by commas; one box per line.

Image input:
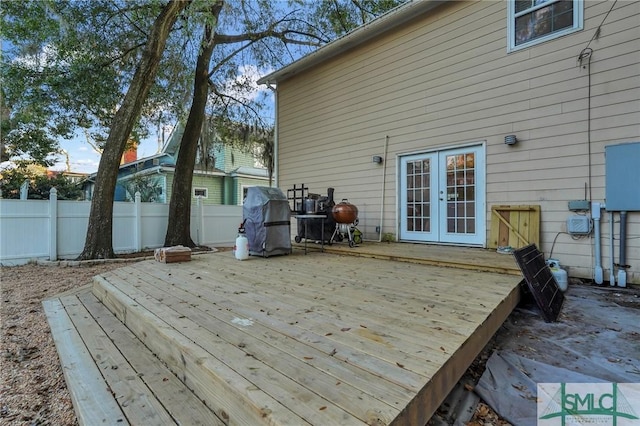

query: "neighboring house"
left=258, top=0, right=640, bottom=283
left=84, top=127, right=270, bottom=205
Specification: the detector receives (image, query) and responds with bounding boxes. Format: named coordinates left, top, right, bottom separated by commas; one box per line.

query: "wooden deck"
left=320, top=242, right=521, bottom=276
left=44, top=244, right=521, bottom=425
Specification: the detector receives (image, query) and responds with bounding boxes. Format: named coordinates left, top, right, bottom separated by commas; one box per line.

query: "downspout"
left=267, top=83, right=279, bottom=188
left=592, top=202, right=603, bottom=284
left=378, top=135, right=389, bottom=242
left=617, top=211, right=627, bottom=287
left=609, top=211, right=616, bottom=286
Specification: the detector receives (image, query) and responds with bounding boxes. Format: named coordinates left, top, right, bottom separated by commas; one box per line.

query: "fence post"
left=49, top=188, right=58, bottom=261
left=135, top=192, right=142, bottom=251
left=196, top=195, right=204, bottom=245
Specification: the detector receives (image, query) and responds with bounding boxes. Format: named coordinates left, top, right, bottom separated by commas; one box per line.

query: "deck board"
left=75, top=291, right=225, bottom=426
left=91, top=250, right=520, bottom=425
left=43, top=294, right=128, bottom=426
left=60, top=292, right=179, bottom=425
left=320, top=242, right=520, bottom=276
left=45, top=287, right=224, bottom=426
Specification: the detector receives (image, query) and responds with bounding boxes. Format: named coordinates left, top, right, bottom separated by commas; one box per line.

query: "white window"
left=240, top=185, right=251, bottom=205
left=193, top=187, right=208, bottom=198
left=508, top=0, right=583, bottom=51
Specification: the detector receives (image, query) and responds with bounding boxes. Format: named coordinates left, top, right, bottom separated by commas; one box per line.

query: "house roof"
left=257, top=0, right=442, bottom=85
left=230, top=166, right=269, bottom=179
left=85, top=153, right=172, bottom=180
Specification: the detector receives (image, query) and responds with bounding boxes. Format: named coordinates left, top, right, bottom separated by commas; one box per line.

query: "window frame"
left=193, top=187, right=208, bottom=199
left=240, top=185, right=250, bottom=206
left=507, top=0, right=583, bottom=52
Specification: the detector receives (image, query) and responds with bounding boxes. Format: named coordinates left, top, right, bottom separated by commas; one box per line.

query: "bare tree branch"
left=113, top=3, right=149, bottom=38
left=99, top=42, right=146, bottom=68
left=214, top=29, right=324, bottom=46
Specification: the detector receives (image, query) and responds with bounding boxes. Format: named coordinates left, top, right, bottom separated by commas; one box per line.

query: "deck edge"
left=391, top=282, right=521, bottom=425
left=43, top=295, right=128, bottom=426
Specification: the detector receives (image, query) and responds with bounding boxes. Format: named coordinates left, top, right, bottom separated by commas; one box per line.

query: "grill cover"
left=243, top=187, right=291, bottom=257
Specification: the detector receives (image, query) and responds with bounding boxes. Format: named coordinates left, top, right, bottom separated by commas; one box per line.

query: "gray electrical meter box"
left=605, top=142, right=640, bottom=211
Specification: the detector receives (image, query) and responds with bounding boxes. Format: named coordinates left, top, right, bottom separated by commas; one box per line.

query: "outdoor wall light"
left=504, top=135, right=517, bottom=145
left=372, top=155, right=383, bottom=164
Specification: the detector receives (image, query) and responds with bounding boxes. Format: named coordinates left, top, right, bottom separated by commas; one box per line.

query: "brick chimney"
left=121, top=141, right=138, bottom=165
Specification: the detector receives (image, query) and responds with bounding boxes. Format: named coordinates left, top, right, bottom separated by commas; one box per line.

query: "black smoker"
left=292, top=187, right=336, bottom=244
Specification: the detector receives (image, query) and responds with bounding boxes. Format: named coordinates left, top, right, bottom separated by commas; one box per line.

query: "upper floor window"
left=508, top=0, right=583, bottom=51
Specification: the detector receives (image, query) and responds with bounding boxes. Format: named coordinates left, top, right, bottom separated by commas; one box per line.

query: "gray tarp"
left=476, top=285, right=640, bottom=426
left=243, top=187, right=291, bottom=257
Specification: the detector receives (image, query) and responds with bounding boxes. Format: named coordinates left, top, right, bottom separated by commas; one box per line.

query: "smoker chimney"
left=327, top=188, right=335, bottom=206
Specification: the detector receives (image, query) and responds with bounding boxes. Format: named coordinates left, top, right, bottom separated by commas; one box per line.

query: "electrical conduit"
left=609, top=211, right=616, bottom=286
left=592, top=202, right=603, bottom=284
left=378, top=135, right=389, bottom=242
left=618, top=211, right=627, bottom=287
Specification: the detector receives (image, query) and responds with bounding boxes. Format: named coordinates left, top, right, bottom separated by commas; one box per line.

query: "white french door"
left=399, top=145, right=485, bottom=245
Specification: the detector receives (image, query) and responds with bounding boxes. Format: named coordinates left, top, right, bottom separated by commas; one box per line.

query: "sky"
left=52, top=129, right=166, bottom=174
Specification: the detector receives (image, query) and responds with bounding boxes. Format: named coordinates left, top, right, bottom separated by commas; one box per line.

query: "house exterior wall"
left=190, top=173, right=225, bottom=205
left=274, top=0, right=640, bottom=283
left=234, top=178, right=272, bottom=205
left=214, top=144, right=257, bottom=173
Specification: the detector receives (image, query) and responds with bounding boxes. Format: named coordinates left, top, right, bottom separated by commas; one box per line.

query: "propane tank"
left=234, top=224, right=249, bottom=260
left=546, top=259, right=568, bottom=292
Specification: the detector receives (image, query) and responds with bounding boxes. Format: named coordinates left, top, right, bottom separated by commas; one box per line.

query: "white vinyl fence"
left=0, top=189, right=242, bottom=266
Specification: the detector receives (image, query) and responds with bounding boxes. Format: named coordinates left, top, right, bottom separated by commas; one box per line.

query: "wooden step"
left=91, top=273, right=378, bottom=425
left=43, top=286, right=223, bottom=426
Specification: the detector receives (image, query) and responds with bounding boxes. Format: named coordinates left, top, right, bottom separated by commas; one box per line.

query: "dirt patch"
left=600, top=286, right=640, bottom=309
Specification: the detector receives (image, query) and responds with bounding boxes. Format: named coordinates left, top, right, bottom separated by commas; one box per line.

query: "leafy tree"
left=0, top=166, right=84, bottom=200
left=309, top=0, right=405, bottom=35
left=2, top=0, right=403, bottom=255
left=0, top=99, right=61, bottom=167
left=32, top=173, right=85, bottom=200
left=164, top=0, right=403, bottom=247
left=122, top=174, right=163, bottom=202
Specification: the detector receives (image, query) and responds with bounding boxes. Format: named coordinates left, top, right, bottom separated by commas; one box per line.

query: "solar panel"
left=512, top=244, right=564, bottom=322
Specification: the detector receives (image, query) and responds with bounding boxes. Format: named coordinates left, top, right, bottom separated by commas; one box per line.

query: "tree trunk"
left=78, top=0, right=189, bottom=260
left=164, top=3, right=222, bottom=248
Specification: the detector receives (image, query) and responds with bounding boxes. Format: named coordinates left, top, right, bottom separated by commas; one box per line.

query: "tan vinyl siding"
left=275, top=0, right=640, bottom=283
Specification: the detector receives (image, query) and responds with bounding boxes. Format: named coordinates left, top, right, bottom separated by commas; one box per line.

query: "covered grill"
left=243, top=187, right=292, bottom=257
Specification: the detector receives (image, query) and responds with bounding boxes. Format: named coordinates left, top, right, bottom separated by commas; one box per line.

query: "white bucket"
left=234, top=234, right=249, bottom=260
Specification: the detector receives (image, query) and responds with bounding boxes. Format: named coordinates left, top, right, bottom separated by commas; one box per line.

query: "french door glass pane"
left=406, top=159, right=431, bottom=233
left=445, top=153, right=476, bottom=234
